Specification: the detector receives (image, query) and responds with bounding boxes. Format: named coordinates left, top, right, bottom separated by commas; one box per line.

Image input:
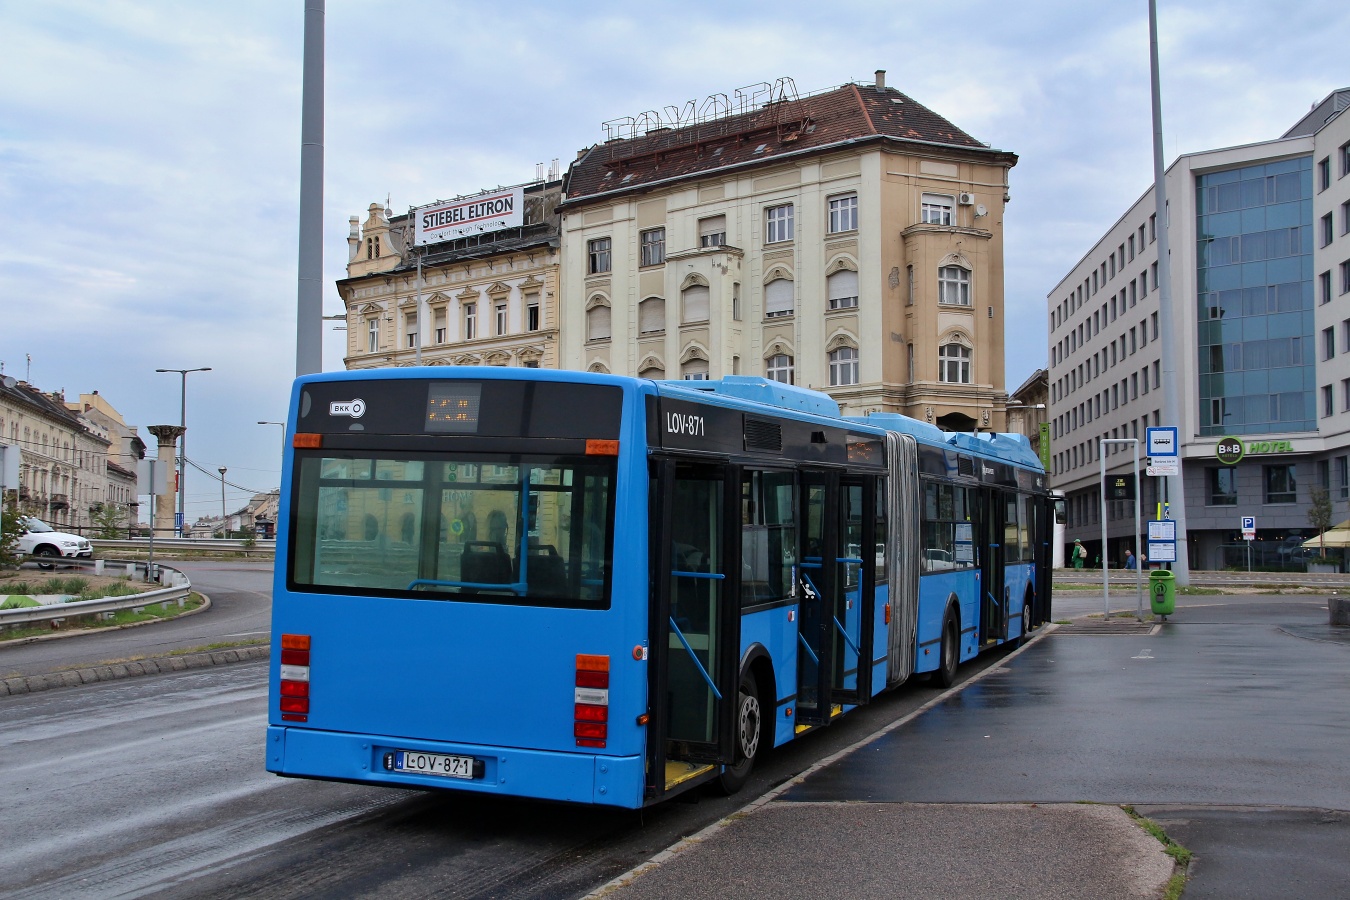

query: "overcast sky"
left=2, top=0, right=1346, bottom=523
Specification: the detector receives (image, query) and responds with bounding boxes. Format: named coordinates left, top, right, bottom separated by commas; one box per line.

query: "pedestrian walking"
left=1124, top=549, right=1136, bottom=569
left=1072, top=539, right=1086, bottom=569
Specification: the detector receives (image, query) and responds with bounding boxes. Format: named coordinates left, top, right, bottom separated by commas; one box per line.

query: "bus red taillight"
left=279, top=633, right=311, bottom=721
left=575, top=654, right=610, bottom=748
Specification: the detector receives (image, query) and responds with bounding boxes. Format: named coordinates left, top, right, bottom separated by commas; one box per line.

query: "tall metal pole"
left=415, top=248, right=423, bottom=365
left=1133, top=441, right=1143, bottom=618
left=156, top=367, right=211, bottom=537
left=218, top=467, right=228, bottom=534
left=1099, top=443, right=1109, bottom=618
left=1149, top=0, right=1190, bottom=585
left=295, top=0, right=325, bottom=376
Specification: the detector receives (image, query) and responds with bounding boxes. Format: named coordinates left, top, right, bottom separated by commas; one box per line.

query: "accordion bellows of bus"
left=267, top=368, right=1051, bottom=808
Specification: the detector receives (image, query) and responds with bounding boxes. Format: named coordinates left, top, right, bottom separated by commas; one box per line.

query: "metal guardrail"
left=91, top=538, right=276, bottom=556
left=0, top=564, right=193, bottom=627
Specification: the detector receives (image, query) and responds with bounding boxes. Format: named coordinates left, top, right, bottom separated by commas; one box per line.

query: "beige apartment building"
left=557, top=73, right=1018, bottom=428
left=339, top=177, right=563, bottom=371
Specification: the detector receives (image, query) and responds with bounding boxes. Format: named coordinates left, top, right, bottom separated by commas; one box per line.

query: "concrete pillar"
left=1331, top=596, right=1350, bottom=628
left=146, top=425, right=184, bottom=538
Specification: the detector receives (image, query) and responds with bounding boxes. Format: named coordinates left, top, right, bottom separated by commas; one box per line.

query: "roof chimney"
left=875, top=69, right=886, bottom=91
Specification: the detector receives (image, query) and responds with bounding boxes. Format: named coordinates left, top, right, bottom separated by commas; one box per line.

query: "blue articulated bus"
left=266, top=368, right=1052, bottom=808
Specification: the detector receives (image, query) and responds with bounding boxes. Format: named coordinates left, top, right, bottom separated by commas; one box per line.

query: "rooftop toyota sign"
left=414, top=187, right=524, bottom=245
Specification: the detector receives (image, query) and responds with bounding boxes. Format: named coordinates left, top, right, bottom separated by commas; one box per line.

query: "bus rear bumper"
left=266, top=725, right=644, bottom=808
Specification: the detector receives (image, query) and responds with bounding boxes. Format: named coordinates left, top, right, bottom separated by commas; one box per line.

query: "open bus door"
left=647, top=459, right=739, bottom=798
left=795, top=469, right=876, bottom=725
left=979, top=487, right=1009, bottom=646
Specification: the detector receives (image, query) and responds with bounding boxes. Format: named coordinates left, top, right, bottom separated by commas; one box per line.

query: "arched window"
left=827, top=269, right=858, bottom=309
left=939, top=343, right=972, bottom=383
left=586, top=303, right=611, bottom=341
left=765, top=278, right=793, bottom=318
left=938, top=266, right=971, bottom=305
left=766, top=354, right=794, bottom=384
left=638, top=297, right=666, bottom=333
left=682, top=358, right=709, bottom=380
left=828, top=347, right=858, bottom=386
left=682, top=285, right=709, bottom=324
left=638, top=364, right=666, bottom=380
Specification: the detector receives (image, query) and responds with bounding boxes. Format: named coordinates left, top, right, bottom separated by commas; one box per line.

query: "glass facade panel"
left=1197, top=158, right=1314, bottom=436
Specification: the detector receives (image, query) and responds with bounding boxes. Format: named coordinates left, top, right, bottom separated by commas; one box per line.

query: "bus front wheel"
left=717, top=670, right=761, bottom=795
left=935, top=612, right=959, bottom=688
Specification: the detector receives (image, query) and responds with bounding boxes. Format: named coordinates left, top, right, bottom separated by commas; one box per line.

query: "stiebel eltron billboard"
left=414, top=186, right=524, bottom=245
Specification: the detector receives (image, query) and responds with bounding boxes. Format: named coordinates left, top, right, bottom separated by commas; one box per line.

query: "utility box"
left=1149, top=569, right=1176, bottom=618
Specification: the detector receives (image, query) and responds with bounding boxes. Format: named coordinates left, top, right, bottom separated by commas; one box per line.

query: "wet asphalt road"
left=0, top=560, right=273, bottom=679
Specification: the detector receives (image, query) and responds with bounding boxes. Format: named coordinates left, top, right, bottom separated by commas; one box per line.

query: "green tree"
left=89, top=502, right=128, bottom=540
left=1308, top=485, right=1333, bottom=557
left=0, top=503, right=21, bottom=570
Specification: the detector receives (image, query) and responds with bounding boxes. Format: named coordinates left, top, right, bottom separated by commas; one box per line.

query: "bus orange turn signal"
left=585, top=439, right=619, bottom=456
left=293, top=433, right=322, bottom=448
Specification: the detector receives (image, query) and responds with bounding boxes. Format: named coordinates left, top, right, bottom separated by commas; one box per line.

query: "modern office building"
left=557, top=73, right=1018, bottom=427
left=1047, top=88, right=1350, bottom=569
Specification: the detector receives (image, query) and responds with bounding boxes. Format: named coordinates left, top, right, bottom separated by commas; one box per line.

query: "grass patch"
left=1122, top=805, right=1192, bottom=899
left=168, top=637, right=268, bottom=656
left=1053, top=619, right=1071, bottom=625
left=0, top=594, right=204, bottom=643
left=1, top=595, right=39, bottom=609
left=1177, top=586, right=1223, bottom=595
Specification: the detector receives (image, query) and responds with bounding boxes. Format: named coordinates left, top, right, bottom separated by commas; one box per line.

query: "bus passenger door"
left=648, top=459, right=738, bottom=795
left=979, top=488, right=1008, bottom=646
left=796, top=470, right=837, bottom=725
left=831, top=475, right=875, bottom=705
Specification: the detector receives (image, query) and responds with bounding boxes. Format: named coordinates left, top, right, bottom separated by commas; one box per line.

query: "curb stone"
left=0, top=645, right=270, bottom=698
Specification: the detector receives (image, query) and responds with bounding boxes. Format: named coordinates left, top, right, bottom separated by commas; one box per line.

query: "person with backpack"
left=1072, top=539, right=1086, bottom=569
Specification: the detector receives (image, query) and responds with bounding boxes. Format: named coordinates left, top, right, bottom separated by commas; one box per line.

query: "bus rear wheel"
left=935, top=612, right=959, bottom=688
left=1017, top=598, right=1033, bottom=647
left=717, top=670, right=761, bottom=795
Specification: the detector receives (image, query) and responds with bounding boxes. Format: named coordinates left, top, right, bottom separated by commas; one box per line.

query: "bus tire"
left=717, top=670, right=761, bottom=795
left=935, top=610, right=959, bottom=688
left=1017, top=596, right=1033, bottom=647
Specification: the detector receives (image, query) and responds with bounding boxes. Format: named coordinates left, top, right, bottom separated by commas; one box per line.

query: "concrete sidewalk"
left=593, top=595, right=1350, bottom=899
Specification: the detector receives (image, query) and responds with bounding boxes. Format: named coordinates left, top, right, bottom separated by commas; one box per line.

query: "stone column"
left=147, top=425, right=185, bottom=537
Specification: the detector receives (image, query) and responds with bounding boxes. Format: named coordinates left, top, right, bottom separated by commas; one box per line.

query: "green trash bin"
left=1149, top=569, right=1176, bottom=617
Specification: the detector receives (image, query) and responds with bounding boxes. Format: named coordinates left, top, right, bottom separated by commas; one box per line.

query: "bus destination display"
left=426, top=383, right=482, bottom=433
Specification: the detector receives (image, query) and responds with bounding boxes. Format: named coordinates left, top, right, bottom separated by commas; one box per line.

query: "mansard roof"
left=561, top=82, right=1016, bottom=208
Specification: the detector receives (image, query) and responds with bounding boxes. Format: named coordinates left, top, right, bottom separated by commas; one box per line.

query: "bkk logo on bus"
left=665, top=411, right=705, bottom=437
left=329, top=398, right=366, bottom=418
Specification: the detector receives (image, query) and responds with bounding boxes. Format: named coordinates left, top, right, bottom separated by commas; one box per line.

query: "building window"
left=765, top=204, right=794, bottom=243
left=1264, top=464, right=1297, bottom=504
left=638, top=364, right=665, bottom=380
left=588, top=237, right=611, bottom=274
left=921, top=193, right=953, bottom=226
left=766, top=354, right=794, bottom=384
left=828, top=194, right=858, bottom=233
left=699, top=215, right=727, bottom=248
left=1343, top=200, right=1350, bottom=234
left=732, top=283, right=741, bottom=321
left=1342, top=260, right=1350, bottom=295
left=1323, top=384, right=1334, bottom=417
left=1343, top=377, right=1350, bottom=411
left=1339, top=456, right=1350, bottom=500
left=463, top=303, right=477, bottom=340
left=405, top=313, right=418, bottom=349
left=1207, top=467, right=1238, bottom=506
left=682, top=285, right=710, bottom=324
left=1323, top=271, right=1334, bottom=305
left=1342, top=142, right=1350, bottom=178
left=433, top=308, right=447, bottom=344
left=638, top=296, right=665, bottom=334
left=938, top=266, right=971, bottom=305
left=523, top=360, right=540, bottom=369
left=938, top=343, right=971, bottom=384
left=906, top=265, right=914, bottom=306
left=640, top=227, right=666, bottom=267
left=907, top=343, right=915, bottom=383
left=827, top=269, right=859, bottom=309
left=367, top=319, right=378, bottom=352
left=764, top=278, right=793, bottom=318
left=1319, top=157, right=1331, bottom=192
left=585, top=303, right=610, bottom=341
left=526, top=301, right=539, bottom=332
left=1323, top=213, right=1335, bottom=248
left=828, top=347, right=858, bottom=386
left=682, top=359, right=709, bottom=381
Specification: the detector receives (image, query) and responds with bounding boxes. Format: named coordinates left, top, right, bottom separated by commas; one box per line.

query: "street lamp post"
left=155, top=367, right=212, bottom=537
left=218, top=467, right=228, bottom=536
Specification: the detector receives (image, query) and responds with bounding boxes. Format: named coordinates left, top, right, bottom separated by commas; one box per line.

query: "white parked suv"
left=16, top=517, right=93, bottom=568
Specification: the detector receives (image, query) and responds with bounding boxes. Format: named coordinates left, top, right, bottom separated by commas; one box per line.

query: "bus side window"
left=874, top=479, right=887, bottom=580
left=740, top=469, right=796, bottom=607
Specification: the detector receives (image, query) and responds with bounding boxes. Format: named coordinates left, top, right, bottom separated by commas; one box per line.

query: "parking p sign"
left=1241, top=516, right=1256, bottom=541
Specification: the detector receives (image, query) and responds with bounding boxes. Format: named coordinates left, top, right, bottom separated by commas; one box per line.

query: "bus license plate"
left=394, top=750, right=476, bottom=779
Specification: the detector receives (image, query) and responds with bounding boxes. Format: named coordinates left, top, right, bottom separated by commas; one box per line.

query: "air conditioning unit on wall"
left=958, top=192, right=976, bottom=206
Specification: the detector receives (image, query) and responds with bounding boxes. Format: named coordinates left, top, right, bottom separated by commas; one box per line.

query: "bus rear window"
left=289, top=452, right=615, bottom=609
